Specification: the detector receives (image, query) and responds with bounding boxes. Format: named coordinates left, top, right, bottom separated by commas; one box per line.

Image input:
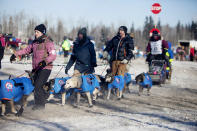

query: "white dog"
left=64, top=75, right=100, bottom=107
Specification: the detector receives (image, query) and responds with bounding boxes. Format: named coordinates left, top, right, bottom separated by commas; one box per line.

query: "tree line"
left=0, top=12, right=197, bottom=50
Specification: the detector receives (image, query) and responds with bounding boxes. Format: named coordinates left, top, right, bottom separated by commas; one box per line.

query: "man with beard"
left=103, top=26, right=134, bottom=77
left=65, top=27, right=97, bottom=76
left=10, top=24, right=56, bottom=110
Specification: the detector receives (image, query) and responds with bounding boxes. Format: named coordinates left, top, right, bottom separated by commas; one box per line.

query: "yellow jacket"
left=62, top=40, right=70, bottom=51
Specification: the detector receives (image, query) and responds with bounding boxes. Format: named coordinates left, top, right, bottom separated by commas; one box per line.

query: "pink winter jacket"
left=0, top=36, right=6, bottom=47
left=16, top=36, right=56, bottom=70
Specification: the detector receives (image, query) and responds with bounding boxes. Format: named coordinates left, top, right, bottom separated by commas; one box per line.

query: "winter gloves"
left=91, top=64, right=97, bottom=68
left=38, top=60, right=47, bottom=69
left=103, top=51, right=108, bottom=59
left=10, top=54, right=16, bottom=63
left=65, top=68, right=68, bottom=74
left=31, top=60, right=47, bottom=73
left=121, top=59, right=128, bottom=64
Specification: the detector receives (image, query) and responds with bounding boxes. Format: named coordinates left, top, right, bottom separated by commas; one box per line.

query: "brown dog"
left=1, top=91, right=29, bottom=116
left=1, top=71, right=34, bottom=116
left=46, top=79, right=68, bottom=106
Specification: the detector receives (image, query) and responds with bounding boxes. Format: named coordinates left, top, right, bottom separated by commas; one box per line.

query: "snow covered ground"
left=0, top=54, right=197, bottom=131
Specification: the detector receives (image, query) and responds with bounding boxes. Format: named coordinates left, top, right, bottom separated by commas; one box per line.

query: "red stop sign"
left=151, top=3, right=162, bottom=14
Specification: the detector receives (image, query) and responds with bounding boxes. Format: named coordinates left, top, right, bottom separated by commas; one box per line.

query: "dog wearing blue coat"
left=135, top=72, right=152, bottom=96
left=105, top=73, right=132, bottom=100
left=0, top=77, right=34, bottom=116
left=46, top=77, right=72, bottom=106
left=64, top=74, right=101, bottom=107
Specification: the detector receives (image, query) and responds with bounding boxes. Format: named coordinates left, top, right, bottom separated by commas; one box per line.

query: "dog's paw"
left=117, top=97, right=121, bottom=100
left=121, top=95, right=125, bottom=99
left=92, top=100, right=96, bottom=105
left=73, top=103, right=79, bottom=108
left=89, top=105, right=93, bottom=108
left=127, top=90, right=131, bottom=94
left=15, top=107, right=24, bottom=117
left=0, top=113, right=5, bottom=117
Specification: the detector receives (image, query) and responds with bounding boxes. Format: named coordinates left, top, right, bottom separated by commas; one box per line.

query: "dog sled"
left=148, top=60, right=167, bottom=84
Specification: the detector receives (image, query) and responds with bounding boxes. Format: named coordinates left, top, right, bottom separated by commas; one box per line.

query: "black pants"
left=190, top=55, right=194, bottom=61
left=64, top=50, right=69, bottom=57
left=33, top=69, right=51, bottom=107
left=0, top=48, right=4, bottom=69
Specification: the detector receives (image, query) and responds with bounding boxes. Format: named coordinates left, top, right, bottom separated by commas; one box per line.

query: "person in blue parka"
left=65, top=27, right=97, bottom=76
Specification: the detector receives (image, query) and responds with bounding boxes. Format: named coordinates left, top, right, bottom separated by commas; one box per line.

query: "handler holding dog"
left=10, top=24, right=56, bottom=110
left=65, top=27, right=97, bottom=76
left=103, top=26, right=134, bottom=78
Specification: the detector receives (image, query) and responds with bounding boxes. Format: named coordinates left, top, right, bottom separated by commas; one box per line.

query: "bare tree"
left=0, top=11, right=195, bottom=48
left=2, top=15, right=8, bottom=34
left=130, top=23, right=135, bottom=33
left=26, top=18, right=37, bottom=38
left=0, top=23, right=2, bottom=33
left=8, top=16, right=14, bottom=34
left=48, top=26, right=56, bottom=43
left=56, top=19, right=64, bottom=45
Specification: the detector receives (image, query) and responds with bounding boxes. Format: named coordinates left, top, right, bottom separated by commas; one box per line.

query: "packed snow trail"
left=0, top=55, right=197, bottom=131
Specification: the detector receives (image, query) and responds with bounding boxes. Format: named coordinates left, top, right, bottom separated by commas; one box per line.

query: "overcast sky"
left=1, top=0, right=197, bottom=29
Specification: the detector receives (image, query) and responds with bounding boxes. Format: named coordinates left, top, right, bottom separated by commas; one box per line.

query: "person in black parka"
left=103, top=26, right=134, bottom=77
left=65, top=27, right=97, bottom=76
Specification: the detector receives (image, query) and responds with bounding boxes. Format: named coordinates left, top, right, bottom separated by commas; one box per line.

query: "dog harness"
left=139, top=73, right=152, bottom=88
left=108, top=75, right=125, bottom=91
left=0, top=77, right=34, bottom=102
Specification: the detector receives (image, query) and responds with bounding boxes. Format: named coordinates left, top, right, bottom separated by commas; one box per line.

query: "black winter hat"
left=78, top=27, right=87, bottom=38
left=152, top=30, right=160, bottom=36
left=34, top=24, right=46, bottom=34
left=119, top=26, right=127, bottom=34
left=63, top=36, right=67, bottom=40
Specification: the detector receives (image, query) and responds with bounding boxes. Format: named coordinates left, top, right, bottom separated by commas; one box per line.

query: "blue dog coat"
left=50, top=77, right=73, bottom=99
left=50, top=77, right=71, bottom=94
left=124, top=73, right=132, bottom=85
left=108, top=75, right=125, bottom=91
left=74, top=74, right=100, bottom=94
left=0, top=77, right=34, bottom=102
left=139, top=73, right=152, bottom=88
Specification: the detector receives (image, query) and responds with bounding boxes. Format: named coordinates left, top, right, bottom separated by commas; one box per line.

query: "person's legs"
left=33, top=69, right=51, bottom=109
left=117, top=63, right=127, bottom=94
left=117, top=63, right=126, bottom=76
left=0, top=48, right=4, bottom=69
left=111, top=61, right=119, bottom=97
left=111, top=61, right=119, bottom=77
left=64, top=50, right=67, bottom=57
